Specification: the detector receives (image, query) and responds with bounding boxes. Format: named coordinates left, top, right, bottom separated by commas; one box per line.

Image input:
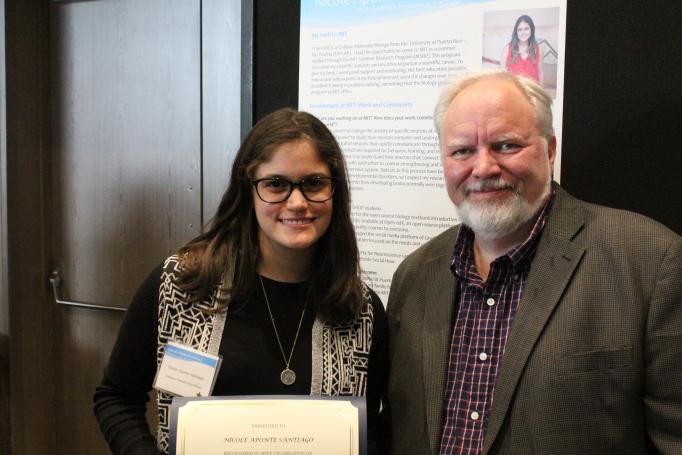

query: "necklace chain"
left=259, top=275, right=306, bottom=385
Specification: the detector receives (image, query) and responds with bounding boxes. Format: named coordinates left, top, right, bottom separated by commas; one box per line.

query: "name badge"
left=153, top=342, right=222, bottom=397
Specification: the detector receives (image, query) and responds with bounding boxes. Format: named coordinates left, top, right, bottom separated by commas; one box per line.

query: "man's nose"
left=471, top=147, right=501, bottom=177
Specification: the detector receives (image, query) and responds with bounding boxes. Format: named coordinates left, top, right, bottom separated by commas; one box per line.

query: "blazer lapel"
left=422, top=250, right=457, bottom=454
left=482, top=188, right=586, bottom=453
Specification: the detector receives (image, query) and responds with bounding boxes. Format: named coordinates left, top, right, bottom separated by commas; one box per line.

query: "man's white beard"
left=456, top=177, right=551, bottom=240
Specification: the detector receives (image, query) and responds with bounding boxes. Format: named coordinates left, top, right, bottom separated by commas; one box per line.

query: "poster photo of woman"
left=482, top=7, right=561, bottom=97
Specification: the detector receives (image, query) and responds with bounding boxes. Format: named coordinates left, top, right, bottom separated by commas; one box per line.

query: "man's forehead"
left=444, top=79, right=536, bottom=127
left=453, top=79, right=530, bottom=110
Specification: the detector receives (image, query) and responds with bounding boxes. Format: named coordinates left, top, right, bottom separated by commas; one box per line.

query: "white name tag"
left=153, top=342, right=222, bottom=397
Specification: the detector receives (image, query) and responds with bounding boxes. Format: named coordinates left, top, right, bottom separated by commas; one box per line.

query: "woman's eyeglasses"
left=252, top=176, right=336, bottom=203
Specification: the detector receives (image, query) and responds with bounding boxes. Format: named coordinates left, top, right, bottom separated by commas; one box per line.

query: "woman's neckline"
left=257, top=272, right=306, bottom=285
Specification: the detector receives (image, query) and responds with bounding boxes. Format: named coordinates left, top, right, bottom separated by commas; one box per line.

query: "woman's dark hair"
left=177, top=108, right=363, bottom=323
left=510, top=14, right=539, bottom=64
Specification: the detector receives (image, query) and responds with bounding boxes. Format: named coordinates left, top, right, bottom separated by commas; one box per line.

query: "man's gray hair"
left=433, top=70, right=554, bottom=140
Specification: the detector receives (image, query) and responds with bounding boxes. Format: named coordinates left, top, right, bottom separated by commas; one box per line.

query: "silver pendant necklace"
left=259, top=275, right=306, bottom=386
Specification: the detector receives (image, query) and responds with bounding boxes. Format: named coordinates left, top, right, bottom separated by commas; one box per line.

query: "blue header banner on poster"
left=301, top=0, right=490, bottom=27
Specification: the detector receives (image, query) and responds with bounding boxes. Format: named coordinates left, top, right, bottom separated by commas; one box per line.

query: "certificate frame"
left=169, top=395, right=367, bottom=455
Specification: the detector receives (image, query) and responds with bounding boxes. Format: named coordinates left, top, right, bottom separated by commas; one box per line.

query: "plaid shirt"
left=438, top=194, right=554, bottom=455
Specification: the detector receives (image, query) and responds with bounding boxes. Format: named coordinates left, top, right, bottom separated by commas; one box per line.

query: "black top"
left=94, top=264, right=389, bottom=455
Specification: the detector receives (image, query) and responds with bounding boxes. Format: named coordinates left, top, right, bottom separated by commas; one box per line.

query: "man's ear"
left=547, top=136, right=557, bottom=175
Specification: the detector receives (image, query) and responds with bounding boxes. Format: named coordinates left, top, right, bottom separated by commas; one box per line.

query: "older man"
left=386, top=71, right=682, bottom=454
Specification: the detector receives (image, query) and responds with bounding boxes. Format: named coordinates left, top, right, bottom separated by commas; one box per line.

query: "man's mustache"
left=463, top=179, right=517, bottom=195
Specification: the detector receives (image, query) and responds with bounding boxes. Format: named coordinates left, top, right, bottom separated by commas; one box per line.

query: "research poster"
left=299, top=0, right=567, bottom=301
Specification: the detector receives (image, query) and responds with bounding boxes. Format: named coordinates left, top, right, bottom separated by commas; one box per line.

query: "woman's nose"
left=286, top=186, right=308, bottom=208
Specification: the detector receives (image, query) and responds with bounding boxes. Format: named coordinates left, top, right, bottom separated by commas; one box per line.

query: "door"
left=7, top=0, right=244, bottom=453
left=50, top=1, right=201, bottom=452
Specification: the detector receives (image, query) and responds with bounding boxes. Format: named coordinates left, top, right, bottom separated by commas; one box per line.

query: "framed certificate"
left=169, top=395, right=367, bottom=455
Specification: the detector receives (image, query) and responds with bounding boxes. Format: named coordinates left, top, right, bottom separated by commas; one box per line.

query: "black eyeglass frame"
left=251, top=176, right=337, bottom=203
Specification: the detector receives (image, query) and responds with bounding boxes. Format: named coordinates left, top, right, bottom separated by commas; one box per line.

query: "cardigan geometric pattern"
left=155, top=254, right=374, bottom=453
left=311, top=283, right=374, bottom=397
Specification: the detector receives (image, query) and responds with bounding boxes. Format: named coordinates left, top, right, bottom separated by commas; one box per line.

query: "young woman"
left=94, top=108, right=388, bottom=454
left=501, top=14, right=544, bottom=85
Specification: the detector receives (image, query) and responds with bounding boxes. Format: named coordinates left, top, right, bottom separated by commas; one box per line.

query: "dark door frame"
left=6, top=0, right=56, bottom=453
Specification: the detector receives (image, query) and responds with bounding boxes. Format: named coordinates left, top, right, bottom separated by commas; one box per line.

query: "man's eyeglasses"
left=252, top=176, right=336, bottom=203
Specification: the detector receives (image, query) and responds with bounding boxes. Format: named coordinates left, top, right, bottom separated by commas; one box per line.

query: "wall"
left=560, top=1, right=682, bottom=233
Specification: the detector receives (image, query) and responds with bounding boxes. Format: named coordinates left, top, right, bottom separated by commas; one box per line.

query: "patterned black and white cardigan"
left=154, top=255, right=375, bottom=453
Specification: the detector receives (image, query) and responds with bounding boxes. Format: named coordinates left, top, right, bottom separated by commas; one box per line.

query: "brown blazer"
left=386, top=185, right=682, bottom=454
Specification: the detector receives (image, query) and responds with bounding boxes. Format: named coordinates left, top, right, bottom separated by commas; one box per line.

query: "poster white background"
left=300, top=0, right=567, bottom=301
